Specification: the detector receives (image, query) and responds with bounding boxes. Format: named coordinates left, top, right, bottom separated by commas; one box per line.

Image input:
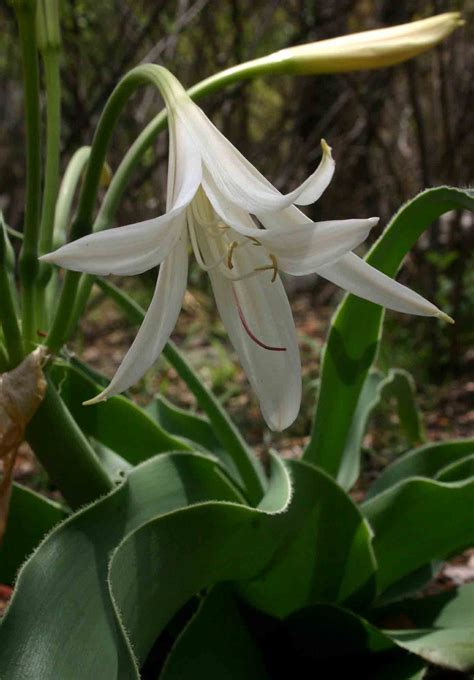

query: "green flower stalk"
left=13, top=0, right=42, bottom=352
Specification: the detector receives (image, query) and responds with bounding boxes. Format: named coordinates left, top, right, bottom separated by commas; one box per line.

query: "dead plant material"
left=0, top=348, right=47, bottom=540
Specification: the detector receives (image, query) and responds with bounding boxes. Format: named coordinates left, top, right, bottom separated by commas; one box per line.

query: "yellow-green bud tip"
left=320, top=139, right=332, bottom=156
left=437, top=311, right=455, bottom=324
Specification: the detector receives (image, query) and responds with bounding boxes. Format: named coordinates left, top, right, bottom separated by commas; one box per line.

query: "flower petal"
left=178, top=99, right=334, bottom=212
left=202, top=172, right=378, bottom=272
left=84, top=232, right=189, bottom=404
left=167, top=110, right=203, bottom=208
left=40, top=209, right=187, bottom=276
left=200, top=232, right=301, bottom=431
left=317, top=252, right=453, bottom=321
left=41, top=112, right=201, bottom=277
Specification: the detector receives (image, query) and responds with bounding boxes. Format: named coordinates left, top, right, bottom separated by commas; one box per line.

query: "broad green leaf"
left=0, top=453, right=245, bottom=678
left=147, top=395, right=245, bottom=491
left=436, top=454, right=474, bottom=483
left=160, top=585, right=269, bottom=679
left=0, top=484, right=65, bottom=585
left=0, top=453, right=292, bottom=678
left=366, top=439, right=474, bottom=499
left=95, top=277, right=266, bottom=504
left=106, top=455, right=292, bottom=667
left=50, top=361, right=191, bottom=464
left=304, top=186, right=474, bottom=478
left=362, top=477, right=474, bottom=593
left=237, top=459, right=377, bottom=617
left=376, top=585, right=474, bottom=672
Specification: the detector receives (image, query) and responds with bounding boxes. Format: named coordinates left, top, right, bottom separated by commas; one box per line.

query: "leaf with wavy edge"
left=367, top=438, right=474, bottom=499
left=363, top=477, right=474, bottom=593
left=0, top=452, right=291, bottom=678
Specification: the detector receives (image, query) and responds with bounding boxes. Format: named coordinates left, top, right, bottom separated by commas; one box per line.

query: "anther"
left=246, top=236, right=262, bottom=246
left=227, top=241, right=238, bottom=270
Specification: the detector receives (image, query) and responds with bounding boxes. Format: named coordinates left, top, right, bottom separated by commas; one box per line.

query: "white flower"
left=42, top=69, right=450, bottom=431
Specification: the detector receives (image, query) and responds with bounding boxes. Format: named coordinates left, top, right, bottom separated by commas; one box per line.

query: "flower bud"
left=265, top=13, right=463, bottom=75
left=36, top=0, right=60, bottom=53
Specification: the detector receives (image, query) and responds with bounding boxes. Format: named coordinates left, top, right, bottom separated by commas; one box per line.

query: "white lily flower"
left=42, top=68, right=450, bottom=431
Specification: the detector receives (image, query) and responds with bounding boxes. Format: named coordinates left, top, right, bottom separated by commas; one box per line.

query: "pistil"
left=232, top=287, right=286, bottom=352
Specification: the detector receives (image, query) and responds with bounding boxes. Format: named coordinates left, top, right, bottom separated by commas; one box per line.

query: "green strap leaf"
left=304, top=186, right=474, bottom=477
left=160, top=585, right=269, bottom=680
left=50, top=361, right=191, bottom=463
left=435, top=454, right=474, bottom=483
left=362, top=477, right=474, bottom=594
left=376, top=584, right=474, bottom=672
left=367, top=438, right=474, bottom=499
left=337, top=367, right=424, bottom=490
left=0, top=484, right=65, bottom=585
left=147, top=395, right=245, bottom=491
left=237, top=459, right=377, bottom=617
left=380, top=369, right=425, bottom=446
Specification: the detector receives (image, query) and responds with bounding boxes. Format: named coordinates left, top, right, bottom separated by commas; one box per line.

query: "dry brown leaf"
left=0, top=348, right=47, bottom=540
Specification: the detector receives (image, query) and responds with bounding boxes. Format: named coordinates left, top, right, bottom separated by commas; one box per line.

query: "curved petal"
left=200, top=232, right=301, bottom=431
left=202, top=172, right=378, bottom=273
left=42, top=112, right=201, bottom=277
left=40, top=209, right=188, bottom=276
left=178, top=100, right=334, bottom=212
left=167, top=110, right=202, bottom=208
left=317, top=252, right=453, bottom=321
left=84, top=231, right=189, bottom=404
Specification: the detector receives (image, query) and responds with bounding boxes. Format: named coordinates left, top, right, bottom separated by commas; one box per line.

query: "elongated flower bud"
left=36, top=0, right=60, bottom=52
left=262, top=13, right=463, bottom=74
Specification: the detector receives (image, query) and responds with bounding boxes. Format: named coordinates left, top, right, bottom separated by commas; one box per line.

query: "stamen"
left=232, top=287, right=286, bottom=352
left=227, top=241, right=238, bottom=269
left=246, top=236, right=262, bottom=246
left=254, top=254, right=278, bottom=282
left=188, top=211, right=228, bottom=272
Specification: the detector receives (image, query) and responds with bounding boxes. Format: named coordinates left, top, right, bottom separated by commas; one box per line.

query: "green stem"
left=38, top=48, right=61, bottom=257
left=15, top=3, right=42, bottom=353
left=0, top=225, right=24, bottom=367
left=95, top=277, right=266, bottom=503
left=27, top=377, right=114, bottom=508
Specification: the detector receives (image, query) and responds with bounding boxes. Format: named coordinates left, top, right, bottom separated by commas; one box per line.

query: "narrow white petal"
left=84, top=232, right=189, bottom=404
left=200, top=233, right=301, bottom=431
left=178, top=100, right=334, bottom=212
left=42, top=113, right=201, bottom=277
left=202, top=173, right=377, bottom=272
left=167, top=110, right=202, bottom=208
left=317, top=252, right=452, bottom=320
left=256, top=218, right=379, bottom=274
left=40, top=209, right=187, bottom=276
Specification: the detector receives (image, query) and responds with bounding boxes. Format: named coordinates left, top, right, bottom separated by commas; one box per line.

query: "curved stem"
left=15, top=4, right=42, bottom=352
